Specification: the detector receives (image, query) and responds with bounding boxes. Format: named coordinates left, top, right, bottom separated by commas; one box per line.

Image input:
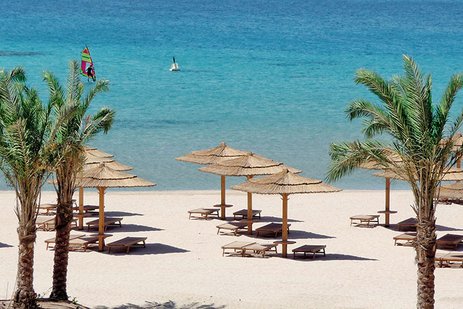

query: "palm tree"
left=45, top=60, right=114, bottom=300
left=327, top=55, right=463, bottom=309
left=0, top=67, right=65, bottom=309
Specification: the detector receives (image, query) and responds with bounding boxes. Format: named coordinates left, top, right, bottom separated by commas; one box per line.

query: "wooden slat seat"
left=435, top=253, right=463, bottom=268
left=393, top=232, right=417, bottom=246
left=216, top=221, right=247, bottom=236
left=233, top=209, right=262, bottom=220
left=44, top=233, right=112, bottom=252
left=241, top=243, right=278, bottom=258
left=397, top=218, right=417, bottom=231
left=36, top=216, right=56, bottom=231
left=45, top=234, right=82, bottom=250
left=350, top=215, right=380, bottom=227
left=221, top=241, right=255, bottom=256
left=255, top=223, right=290, bottom=237
left=188, top=208, right=219, bottom=220
left=436, top=233, right=463, bottom=250
left=106, top=236, right=147, bottom=253
left=292, top=245, right=326, bottom=259
left=86, top=217, right=123, bottom=231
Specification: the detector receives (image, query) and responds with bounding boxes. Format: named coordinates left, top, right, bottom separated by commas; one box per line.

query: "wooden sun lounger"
left=350, top=215, right=380, bottom=227
left=397, top=217, right=417, bottom=231
left=216, top=221, right=247, bottom=236
left=38, top=203, right=57, bottom=215
left=106, top=236, right=147, bottom=253
left=73, top=204, right=99, bottom=213
left=86, top=217, right=123, bottom=231
left=45, top=234, right=82, bottom=250
left=436, top=233, right=463, bottom=250
left=393, top=232, right=417, bottom=246
left=435, top=253, right=463, bottom=268
left=221, top=241, right=256, bottom=256
left=36, top=216, right=56, bottom=231
left=292, top=245, right=326, bottom=259
left=240, top=243, right=278, bottom=258
left=188, top=208, right=219, bottom=220
left=233, top=209, right=262, bottom=220
left=255, top=223, right=291, bottom=237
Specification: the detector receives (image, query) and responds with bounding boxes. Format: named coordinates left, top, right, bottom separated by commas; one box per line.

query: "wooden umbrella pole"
left=247, top=176, right=253, bottom=234
left=220, top=175, right=226, bottom=219
left=385, top=178, right=391, bottom=227
left=78, top=187, right=84, bottom=230
left=98, top=187, right=106, bottom=251
left=282, top=193, right=289, bottom=258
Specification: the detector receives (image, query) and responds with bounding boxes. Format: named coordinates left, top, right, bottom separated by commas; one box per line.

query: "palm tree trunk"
left=14, top=226, right=38, bottom=309
left=50, top=201, right=74, bottom=300
left=415, top=217, right=436, bottom=309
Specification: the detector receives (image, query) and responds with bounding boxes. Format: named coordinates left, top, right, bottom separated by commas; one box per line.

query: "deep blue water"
left=1, top=0, right=463, bottom=190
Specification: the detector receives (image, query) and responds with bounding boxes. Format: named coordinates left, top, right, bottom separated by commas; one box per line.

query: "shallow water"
left=1, top=0, right=463, bottom=190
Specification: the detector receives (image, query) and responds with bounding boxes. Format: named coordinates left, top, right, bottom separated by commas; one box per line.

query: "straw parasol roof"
left=176, top=142, right=249, bottom=219
left=199, top=153, right=302, bottom=233
left=176, top=142, right=249, bottom=165
left=233, top=169, right=340, bottom=195
left=78, top=163, right=155, bottom=188
left=198, top=153, right=301, bottom=176
left=84, top=146, right=113, bottom=158
left=232, top=169, right=340, bottom=257
left=84, top=159, right=132, bottom=171
left=374, top=167, right=463, bottom=182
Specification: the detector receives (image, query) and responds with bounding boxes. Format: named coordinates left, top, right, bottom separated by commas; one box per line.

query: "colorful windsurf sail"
left=81, top=47, right=96, bottom=81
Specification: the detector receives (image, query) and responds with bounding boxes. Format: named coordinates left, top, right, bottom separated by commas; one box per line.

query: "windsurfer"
left=87, top=65, right=96, bottom=82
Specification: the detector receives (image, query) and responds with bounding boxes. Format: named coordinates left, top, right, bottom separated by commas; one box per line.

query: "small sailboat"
left=170, top=56, right=180, bottom=72
left=81, top=47, right=96, bottom=81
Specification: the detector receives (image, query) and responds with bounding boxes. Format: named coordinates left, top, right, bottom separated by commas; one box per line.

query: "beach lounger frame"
left=292, top=245, right=326, bottom=259
left=255, top=223, right=291, bottom=237
left=86, top=217, right=123, bottom=231
left=216, top=221, right=247, bottom=236
left=188, top=208, right=219, bottom=220
left=232, top=209, right=262, bottom=220
left=436, top=233, right=463, bottom=250
left=435, top=253, right=463, bottom=268
left=106, top=236, right=147, bottom=253
left=397, top=218, right=417, bottom=231
left=349, top=215, right=380, bottom=227
left=393, top=233, right=417, bottom=246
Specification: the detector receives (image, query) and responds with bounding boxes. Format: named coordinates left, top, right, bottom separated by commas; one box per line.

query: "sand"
left=0, top=189, right=462, bottom=309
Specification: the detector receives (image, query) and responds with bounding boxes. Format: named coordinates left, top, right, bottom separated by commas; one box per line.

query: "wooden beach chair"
left=73, top=204, right=99, bottom=214
left=86, top=217, right=123, bottom=231
left=232, top=209, right=262, bottom=220
left=216, top=220, right=248, bottom=236
left=106, top=236, right=147, bottom=253
left=435, top=253, right=463, bottom=268
left=45, top=234, right=82, bottom=250
left=188, top=208, right=219, bottom=220
left=393, top=232, right=417, bottom=246
left=255, top=223, right=291, bottom=237
left=397, top=218, right=417, bottom=231
left=221, top=241, right=255, bottom=256
left=292, top=245, right=326, bottom=259
left=36, top=216, right=56, bottom=231
left=38, top=203, right=57, bottom=215
left=240, top=243, right=278, bottom=258
left=349, top=215, right=380, bottom=227
left=436, top=234, right=463, bottom=250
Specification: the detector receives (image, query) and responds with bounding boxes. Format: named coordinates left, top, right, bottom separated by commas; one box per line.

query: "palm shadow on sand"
left=108, top=243, right=189, bottom=256
left=96, top=300, right=226, bottom=309
left=0, top=242, right=13, bottom=248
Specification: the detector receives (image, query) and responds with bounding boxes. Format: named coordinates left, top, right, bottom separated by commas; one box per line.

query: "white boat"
left=169, top=62, right=180, bottom=72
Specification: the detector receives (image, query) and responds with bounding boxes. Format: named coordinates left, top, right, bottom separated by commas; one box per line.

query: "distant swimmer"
left=170, top=56, right=180, bottom=72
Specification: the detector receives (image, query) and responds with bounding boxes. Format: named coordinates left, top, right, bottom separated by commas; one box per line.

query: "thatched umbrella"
left=199, top=153, right=302, bottom=233
left=176, top=142, right=249, bottom=219
left=440, top=132, right=463, bottom=168
left=84, top=146, right=113, bottom=158
left=232, top=169, right=340, bottom=258
left=77, top=163, right=155, bottom=251
left=438, top=181, right=463, bottom=204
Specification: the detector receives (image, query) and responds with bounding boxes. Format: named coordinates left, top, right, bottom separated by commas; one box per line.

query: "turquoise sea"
left=1, top=0, right=463, bottom=190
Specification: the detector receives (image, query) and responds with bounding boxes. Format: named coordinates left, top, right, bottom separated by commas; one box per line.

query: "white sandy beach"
left=0, top=189, right=462, bottom=309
